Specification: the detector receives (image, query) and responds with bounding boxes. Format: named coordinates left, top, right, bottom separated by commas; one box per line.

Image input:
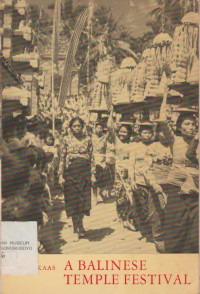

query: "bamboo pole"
left=52, top=0, right=60, bottom=136
left=86, top=0, right=94, bottom=104
left=52, top=35, right=55, bottom=136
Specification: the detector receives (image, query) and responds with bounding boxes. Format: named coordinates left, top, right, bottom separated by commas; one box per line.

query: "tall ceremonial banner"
left=58, top=8, right=89, bottom=108
left=52, top=0, right=61, bottom=68
left=51, top=0, right=61, bottom=134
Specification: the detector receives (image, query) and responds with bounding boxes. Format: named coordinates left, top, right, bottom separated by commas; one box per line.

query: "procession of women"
left=2, top=94, right=199, bottom=254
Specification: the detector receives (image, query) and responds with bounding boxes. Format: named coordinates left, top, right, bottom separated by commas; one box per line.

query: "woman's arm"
left=145, top=157, right=163, bottom=193
left=159, top=121, right=175, bottom=147
left=159, top=86, right=175, bottom=147
left=58, top=137, right=67, bottom=175
left=87, top=137, right=93, bottom=159
left=186, top=133, right=199, bottom=163
left=106, top=106, right=116, bottom=144
left=128, top=147, right=137, bottom=190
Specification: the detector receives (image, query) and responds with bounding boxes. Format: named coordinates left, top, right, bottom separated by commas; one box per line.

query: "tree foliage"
left=60, top=5, right=139, bottom=85
left=146, top=0, right=199, bottom=35
left=28, top=5, right=53, bottom=55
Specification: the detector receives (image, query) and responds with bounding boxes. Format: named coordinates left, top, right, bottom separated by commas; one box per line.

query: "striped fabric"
left=52, top=0, right=61, bottom=66
left=58, top=8, right=89, bottom=108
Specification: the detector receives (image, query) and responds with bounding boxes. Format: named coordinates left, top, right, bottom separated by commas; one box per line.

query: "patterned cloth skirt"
left=63, top=158, right=91, bottom=217
left=114, top=169, right=132, bottom=221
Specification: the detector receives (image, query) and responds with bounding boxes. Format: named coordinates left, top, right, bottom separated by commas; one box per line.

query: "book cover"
left=1, top=0, right=199, bottom=293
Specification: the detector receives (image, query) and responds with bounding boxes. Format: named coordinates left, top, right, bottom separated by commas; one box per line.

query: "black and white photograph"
left=1, top=0, right=199, bottom=255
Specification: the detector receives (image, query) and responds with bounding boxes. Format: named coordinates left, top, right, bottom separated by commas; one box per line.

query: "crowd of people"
left=1, top=95, right=199, bottom=254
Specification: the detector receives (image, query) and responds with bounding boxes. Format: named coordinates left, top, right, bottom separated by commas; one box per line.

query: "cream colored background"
left=2, top=254, right=199, bottom=294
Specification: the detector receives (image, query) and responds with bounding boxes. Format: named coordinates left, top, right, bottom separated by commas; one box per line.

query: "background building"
left=1, top=0, right=39, bottom=117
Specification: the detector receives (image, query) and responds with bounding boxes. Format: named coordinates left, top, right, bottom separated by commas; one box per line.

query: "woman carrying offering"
left=158, top=88, right=199, bottom=253
left=106, top=110, right=136, bottom=233
left=128, top=123, right=164, bottom=253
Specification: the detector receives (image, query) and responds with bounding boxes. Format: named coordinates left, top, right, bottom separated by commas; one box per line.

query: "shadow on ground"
left=40, top=220, right=67, bottom=254
left=81, top=227, right=115, bottom=242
